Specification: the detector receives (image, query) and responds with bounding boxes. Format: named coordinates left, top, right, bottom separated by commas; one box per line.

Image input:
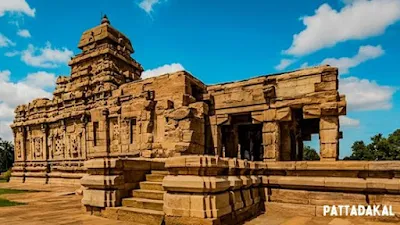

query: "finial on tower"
left=101, top=14, right=110, bottom=25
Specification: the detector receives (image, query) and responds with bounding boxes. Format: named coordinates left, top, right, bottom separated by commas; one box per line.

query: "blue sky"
left=0, top=0, right=399, bottom=157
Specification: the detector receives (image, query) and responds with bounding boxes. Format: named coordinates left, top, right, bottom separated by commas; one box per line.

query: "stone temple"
left=11, top=16, right=400, bottom=225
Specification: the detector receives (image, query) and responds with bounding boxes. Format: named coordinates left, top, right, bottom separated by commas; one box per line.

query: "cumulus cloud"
left=0, top=0, right=35, bottom=17
left=0, top=33, right=15, bottom=47
left=17, top=29, right=31, bottom=38
left=340, top=116, right=360, bottom=127
left=4, top=50, right=19, bottom=57
left=0, top=120, right=13, bottom=141
left=141, top=63, right=185, bottom=79
left=300, top=62, right=309, bottom=68
left=285, top=0, right=400, bottom=56
left=21, top=42, right=73, bottom=68
left=321, top=45, right=384, bottom=74
left=22, top=71, right=56, bottom=89
left=0, top=70, right=54, bottom=141
left=138, top=0, right=164, bottom=14
left=339, top=76, right=397, bottom=111
left=274, top=59, right=296, bottom=71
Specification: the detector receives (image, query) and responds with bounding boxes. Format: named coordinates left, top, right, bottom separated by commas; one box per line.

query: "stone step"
left=146, top=173, right=166, bottom=182
left=104, top=207, right=164, bottom=225
left=122, top=197, right=164, bottom=211
left=151, top=170, right=169, bottom=175
left=132, top=189, right=165, bottom=200
left=140, top=181, right=164, bottom=191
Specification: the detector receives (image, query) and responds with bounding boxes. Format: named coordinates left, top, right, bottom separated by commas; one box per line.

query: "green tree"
left=0, top=138, right=14, bottom=172
left=345, top=129, right=400, bottom=160
left=303, top=145, right=320, bottom=161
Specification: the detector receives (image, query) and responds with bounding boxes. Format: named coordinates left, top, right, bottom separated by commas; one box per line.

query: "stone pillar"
left=210, top=116, right=222, bottom=157
left=41, top=124, right=49, bottom=183
left=10, top=127, right=26, bottom=183
left=41, top=124, right=48, bottom=161
left=319, top=116, right=339, bottom=161
left=262, top=122, right=280, bottom=161
left=279, top=123, right=291, bottom=161
left=81, top=115, right=89, bottom=160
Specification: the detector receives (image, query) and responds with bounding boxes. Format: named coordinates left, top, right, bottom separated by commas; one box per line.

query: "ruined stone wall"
left=206, top=66, right=346, bottom=161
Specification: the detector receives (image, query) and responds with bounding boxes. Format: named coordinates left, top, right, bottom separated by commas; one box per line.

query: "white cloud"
left=21, top=42, right=73, bottom=68
left=300, top=62, right=309, bottom=68
left=275, top=59, right=296, bottom=71
left=0, top=33, right=15, bottom=47
left=321, top=45, right=384, bottom=74
left=339, top=76, right=397, bottom=111
left=340, top=116, right=360, bottom=127
left=285, top=0, right=400, bottom=56
left=4, top=50, right=19, bottom=57
left=23, top=71, right=56, bottom=89
left=17, top=29, right=31, bottom=38
left=0, top=70, right=11, bottom=81
left=0, top=70, right=53, bottom=140
left=0, top=120, right=13, bottom=141
left=0, top=103, right=14, bottom=120
left=0, top=0, right=35, bottom=17
left=141, top=63, right=185, bottom=79
left=139, top=0, right=164, bottom=14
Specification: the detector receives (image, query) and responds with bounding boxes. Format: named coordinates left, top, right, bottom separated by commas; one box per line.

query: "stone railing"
left=81, top=157, right=165, bottom=215
left=162, top=156, right=265, bottom=224
left=262, top=161, right=400, bottom=219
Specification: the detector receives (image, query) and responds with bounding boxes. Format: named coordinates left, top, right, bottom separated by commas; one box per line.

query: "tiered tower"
left=54, top=15, right=143, bottom=103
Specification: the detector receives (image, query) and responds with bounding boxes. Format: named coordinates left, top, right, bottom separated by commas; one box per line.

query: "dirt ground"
left=0, top=182, right=398, bottom=225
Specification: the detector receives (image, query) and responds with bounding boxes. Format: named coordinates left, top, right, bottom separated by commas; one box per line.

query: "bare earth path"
left=0, top=182, right=398, bottom=225
left=0, top=182, right=135, bottom=225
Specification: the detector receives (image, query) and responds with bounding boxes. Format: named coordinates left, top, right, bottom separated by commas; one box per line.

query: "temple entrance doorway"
left=221, top=113, right=263, bottom=161
left=238, top=124, right=263, bottom=161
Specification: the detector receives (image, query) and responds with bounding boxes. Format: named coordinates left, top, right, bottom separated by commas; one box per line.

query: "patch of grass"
left=0, top=189, right=30, bottom=195
left=0, top=198, right=24, bottom=207
left=0, top=188, right=32, bottom=207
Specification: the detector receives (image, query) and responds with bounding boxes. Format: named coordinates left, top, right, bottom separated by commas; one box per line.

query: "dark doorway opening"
left=221, top=113, right=263, bottom=161
left=238, top=124, right=263, bottom=161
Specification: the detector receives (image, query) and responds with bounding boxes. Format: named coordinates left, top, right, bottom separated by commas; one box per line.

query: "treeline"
left=303, top=129, right=400, bottom=161
left=0, top=138, right=14, bottom=172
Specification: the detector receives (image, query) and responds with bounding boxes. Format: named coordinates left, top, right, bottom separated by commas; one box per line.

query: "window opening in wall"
left=301, top=118, right=320, bottom=161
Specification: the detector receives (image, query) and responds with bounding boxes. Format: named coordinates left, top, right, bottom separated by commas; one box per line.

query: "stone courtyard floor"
left=0, top=182, right=398, bottom=225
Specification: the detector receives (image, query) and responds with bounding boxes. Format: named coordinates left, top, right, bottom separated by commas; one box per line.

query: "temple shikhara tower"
left=8, top=16, right=361, bottom=225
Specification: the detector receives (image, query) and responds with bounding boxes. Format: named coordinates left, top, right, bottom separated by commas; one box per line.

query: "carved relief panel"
left=25, top=128, right=31, bottom=160
left=33, top=137, right=43, bottom=159
left=13, top=128, right=23, bottom=161
left=28, top=126, right=44, bottom=160
left=48, top=123, right=65, bottom=160
left=109, top=117, right=120, bottom=153
left=66, top=121, right=85, bottom=159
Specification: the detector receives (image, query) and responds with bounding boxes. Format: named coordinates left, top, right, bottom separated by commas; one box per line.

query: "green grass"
left=0, top=198, right=24, bottom=207
left=0, top=189, right=30, bottom=195
left=0, top=188, right=31, bottom=207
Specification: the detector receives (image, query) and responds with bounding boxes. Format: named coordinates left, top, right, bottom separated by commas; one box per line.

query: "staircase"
left=105, top=170, right=168, bottom=225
